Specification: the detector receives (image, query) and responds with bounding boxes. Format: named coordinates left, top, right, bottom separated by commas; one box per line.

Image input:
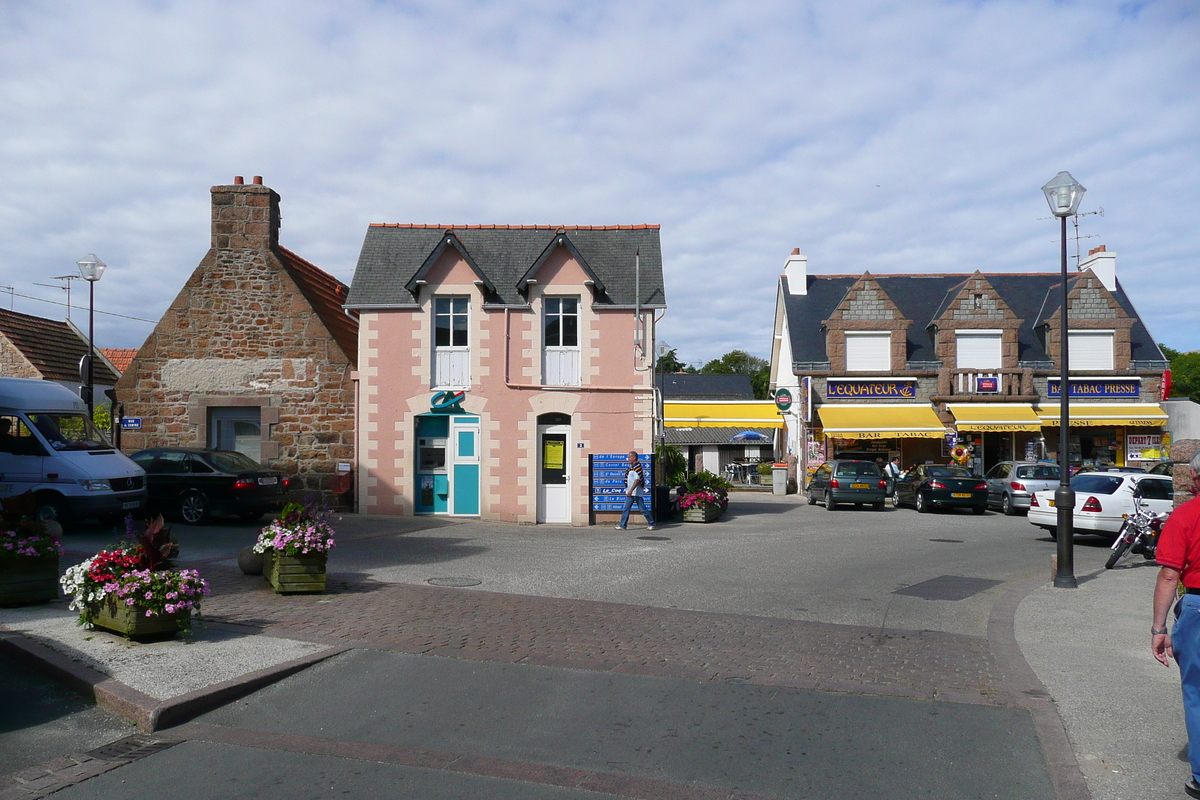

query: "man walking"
left=615, top=450, right=655, bottom=531
left=1152, top=451, right=1200, bottom=798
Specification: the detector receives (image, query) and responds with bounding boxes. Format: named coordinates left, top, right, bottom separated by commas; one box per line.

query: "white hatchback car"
left=1026, top=471, right=1174, bottom=539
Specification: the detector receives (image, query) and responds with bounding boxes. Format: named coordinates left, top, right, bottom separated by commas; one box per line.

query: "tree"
left=655, top=348, right=690, bottom=374
left=1161, top=344, right=1200, bottom=402
left=700, top=350, right=771, bottom=399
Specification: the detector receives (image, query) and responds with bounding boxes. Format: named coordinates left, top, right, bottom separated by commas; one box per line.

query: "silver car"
left=984, top=461, right=1061, bottom=516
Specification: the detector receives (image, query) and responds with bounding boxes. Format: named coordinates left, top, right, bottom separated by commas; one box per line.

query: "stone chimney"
left=210, top=176, right=281, bottom=252
left=1078, top=244, right=1116, bottom=291
left=784, top=248, right=808, bottom=295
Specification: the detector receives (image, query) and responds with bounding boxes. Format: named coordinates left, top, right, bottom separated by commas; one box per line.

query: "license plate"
left=122, top=500, right=140, bottom=510
left=851, top=483, right=870, bottom=489
left=951, top=492, right=971, bottom=498
left=258, top=477, right=278, bottom=486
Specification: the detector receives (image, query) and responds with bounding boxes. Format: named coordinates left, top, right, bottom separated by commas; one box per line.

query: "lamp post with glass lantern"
left=76, top=254, right=106, bottom=417
left=1041, top=171, right=1086, bottom=589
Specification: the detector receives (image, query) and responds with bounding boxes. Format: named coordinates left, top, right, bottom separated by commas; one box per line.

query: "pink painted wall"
left=357, top=245, right=658, bottom=524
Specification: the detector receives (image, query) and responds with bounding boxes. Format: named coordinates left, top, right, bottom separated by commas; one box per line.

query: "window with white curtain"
left=1068, top=331, right=1114, bottom=371
left=542, top=297, right=580, bottom=386
left=844, top=332, right=891, bottom=372
left=433, top=296, right=470, bottom=389
left=955, top=331, right=1002, bottom=370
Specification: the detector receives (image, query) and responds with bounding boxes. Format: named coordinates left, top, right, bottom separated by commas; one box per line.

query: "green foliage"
left=756, top=461, right=774, bottom=476
left=656, top=348, right=690, bottom=373
left=1162, top=344, right=1200, bottom=402
left=655, top=443, right=688, bottom=486
left=680, top=470, right=733, bottom=495
left=92, top=402, right=112, bottom=433
left=699, top=350, right=771, bottom=400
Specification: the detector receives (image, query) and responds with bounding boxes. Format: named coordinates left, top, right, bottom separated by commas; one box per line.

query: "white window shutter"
left=956, top=333, right=1002, bottom=369
left=1069, top=332, right=1114, bottom=371
left=845, top=332, right=891, bottom=372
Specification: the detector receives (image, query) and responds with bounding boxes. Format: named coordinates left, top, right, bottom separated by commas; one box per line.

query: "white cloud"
left=0, top=0, right=1197, bottom=363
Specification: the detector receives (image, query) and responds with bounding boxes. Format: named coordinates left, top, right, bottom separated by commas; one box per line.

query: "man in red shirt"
left=1152, top=452, right=1200, bottom=798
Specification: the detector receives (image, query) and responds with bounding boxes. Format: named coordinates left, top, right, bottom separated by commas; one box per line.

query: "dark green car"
left=893, top=464, right=988, bottom=514
left=807, top=460, right=888, bottom=510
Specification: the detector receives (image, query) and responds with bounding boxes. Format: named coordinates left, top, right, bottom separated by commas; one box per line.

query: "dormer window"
left=956, top=330, right=1002, bottom=370
left=432, top=296, right=470, bottom=389
left=543, top=297, right=581, bottom=386
left=844, top=332, right=891, bottom=372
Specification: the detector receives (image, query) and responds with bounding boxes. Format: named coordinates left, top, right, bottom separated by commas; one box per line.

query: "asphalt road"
left=13, top=491, right=1115, bottom=798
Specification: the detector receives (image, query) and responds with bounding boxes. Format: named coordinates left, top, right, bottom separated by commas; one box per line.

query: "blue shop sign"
left=826, top=380, right=917, bottom=399
left=1047, top=379, right=1139, bottom=398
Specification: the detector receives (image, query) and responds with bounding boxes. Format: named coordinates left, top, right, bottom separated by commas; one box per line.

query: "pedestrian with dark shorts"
left=615, top=450, right=655, bottom=531
left=1152, top=451, right=1200, bottom=798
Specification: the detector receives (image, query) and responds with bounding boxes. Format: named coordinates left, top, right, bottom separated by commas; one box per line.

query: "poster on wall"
left=806, top=437, right=825, bottom=466
left=544, top=439, right=565, bottom=470
left=1126, top=434, right=1163, bottom=460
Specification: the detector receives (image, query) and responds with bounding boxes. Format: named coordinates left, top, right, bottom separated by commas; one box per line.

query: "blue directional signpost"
left=589, top=452, right=654, bottom=525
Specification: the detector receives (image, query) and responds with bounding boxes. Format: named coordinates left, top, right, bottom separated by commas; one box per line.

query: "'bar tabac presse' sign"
left=1046, top=379, right=1139, bottom=398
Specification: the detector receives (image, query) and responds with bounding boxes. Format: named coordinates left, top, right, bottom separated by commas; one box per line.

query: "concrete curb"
left=987, top=571, right=1090, bottom=800
left=0, top=626, right=347, bottom=732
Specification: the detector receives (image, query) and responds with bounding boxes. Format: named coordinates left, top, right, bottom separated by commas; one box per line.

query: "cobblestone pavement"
left=201, top=563, right=1006, bottom=707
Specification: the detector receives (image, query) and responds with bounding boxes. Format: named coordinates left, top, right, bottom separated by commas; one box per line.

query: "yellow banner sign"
left=544, top=439, right=565, bottom=470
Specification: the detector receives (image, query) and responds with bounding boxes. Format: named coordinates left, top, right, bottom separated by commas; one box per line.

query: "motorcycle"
left=1106, top=485, right=1171, bottom=569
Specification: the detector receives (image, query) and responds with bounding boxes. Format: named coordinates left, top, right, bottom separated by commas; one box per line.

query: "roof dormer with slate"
left=929, top=271, right=1024, bottom=369
left=820, top=272, right=912, bottom=373
left=1036, top=268, right=1137, bottom=372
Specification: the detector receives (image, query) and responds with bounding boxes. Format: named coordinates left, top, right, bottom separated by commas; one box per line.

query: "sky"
left=1, top=0, right=1197, bottom=368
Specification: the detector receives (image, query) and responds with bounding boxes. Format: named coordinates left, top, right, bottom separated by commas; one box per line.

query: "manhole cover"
left=426, top=577, right=482, bottom=587
left=87, top=735, right=180, bottom=762
left=637, top=536, right=671, bottom=541
left=893, top=575, right=1002, bottom=601
left=928, top=538, right=964, bottom=543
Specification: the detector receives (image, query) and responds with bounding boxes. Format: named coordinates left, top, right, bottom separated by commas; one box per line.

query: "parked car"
left=1026, top=471, right=1173, bottom=540
left=892, top=464, right=988, bottom=514
left=129, top=448, right=294, bottom=524
left=983, top=461, right=1060, bottom=516
left=1148, top=462, right=1175, bottom=476
left=807, top=460, right=887, bottom=510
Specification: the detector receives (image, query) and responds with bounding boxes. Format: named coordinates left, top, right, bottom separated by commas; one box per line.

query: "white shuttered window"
left=844, top=332, right=891, bottom=372
left=1068, top=331, right=1114, bottom=371
left=955, top=331, right=1002, bottom=370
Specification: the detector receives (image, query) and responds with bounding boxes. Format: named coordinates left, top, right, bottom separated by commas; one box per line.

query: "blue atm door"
left=451, top=417, right=480, bottom=516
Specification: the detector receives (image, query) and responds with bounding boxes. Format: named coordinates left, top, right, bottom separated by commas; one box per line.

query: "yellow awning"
left=1033, top=403, right=1168, bottom=427
left=664, top=400, right=784, bottom=428
left=948, top=404, right=1042, bottom=432
left=817, top=404, right=946, bottom=439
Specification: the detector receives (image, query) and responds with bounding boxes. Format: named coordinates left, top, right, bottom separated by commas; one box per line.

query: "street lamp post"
left=1041, top=171, right=1086, bottom=589
left=76, top=254, right=107, bottom=417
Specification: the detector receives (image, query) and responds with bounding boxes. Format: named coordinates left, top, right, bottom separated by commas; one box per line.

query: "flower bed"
left=676, top=471, right=731, bottom=524
left=255, top=501, right=336, bottom=594
left=59, top=515, right=208, bottom=638
left=0, top=494, right=63, bottom=605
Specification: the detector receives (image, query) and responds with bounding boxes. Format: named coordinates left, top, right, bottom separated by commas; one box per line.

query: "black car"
left=807, top=460, right=888, bottom=510
left=129, top=448, right=294, bottom=524
left=892, top=464, right=988, bottom=514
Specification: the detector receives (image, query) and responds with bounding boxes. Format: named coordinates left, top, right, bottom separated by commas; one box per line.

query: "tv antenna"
left=32, top=274, right=82, bottom=320
left=0, top=286, right=11, bottom=310
left=1039, top=207, right=1104, bottom=268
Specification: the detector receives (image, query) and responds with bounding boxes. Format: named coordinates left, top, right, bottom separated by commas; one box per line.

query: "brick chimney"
left=210, top=176, right=281, bottom=252
left=784, top=248, right=808, bottom=295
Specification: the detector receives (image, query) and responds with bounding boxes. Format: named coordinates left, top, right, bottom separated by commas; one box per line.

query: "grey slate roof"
left=782, top=273, right=1166, bottom=366
left=656, top=373, right=755, bottom=400
left=347, top=225, right=665, bottom=308
left=665, top=426, right=776, bottom=445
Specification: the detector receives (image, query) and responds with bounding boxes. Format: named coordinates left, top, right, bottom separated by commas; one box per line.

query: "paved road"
left=6, top=493, right=1124, bottom=798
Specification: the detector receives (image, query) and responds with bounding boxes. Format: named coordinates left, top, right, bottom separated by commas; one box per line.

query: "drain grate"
left=426, top=577, right=482, bottom=587
left=893, top=575, right=1002, bottom=601
left=928, top=538, right=964, bottom=543
left=637, top=536, right=671, bottom=541
left=87, top=735, right=180, bottom=762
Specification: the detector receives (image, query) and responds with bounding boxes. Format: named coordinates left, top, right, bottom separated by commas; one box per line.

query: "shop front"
left=815, top=403, right=947, bottom=470
left=1034, top=402, right=1168, bottom=470
left=946, top=404, right=1044, bottom=474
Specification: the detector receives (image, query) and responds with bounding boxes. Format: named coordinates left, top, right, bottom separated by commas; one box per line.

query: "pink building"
left=345, top=224, right=666, bottom=525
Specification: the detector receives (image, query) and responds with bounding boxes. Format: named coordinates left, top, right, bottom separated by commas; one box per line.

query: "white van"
left=0, top=377, right=147, bottom=525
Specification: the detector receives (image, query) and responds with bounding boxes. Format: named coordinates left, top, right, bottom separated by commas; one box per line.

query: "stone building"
left=770, top=245, right=1171, bottom=485
left=0, top=307, right=120, bottom=397
left=115, top=177, right=358, bottom=504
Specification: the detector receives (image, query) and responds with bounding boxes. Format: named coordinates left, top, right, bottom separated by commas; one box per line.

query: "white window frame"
left=432, top=296, right=471, bottom=389
left=1068, top=330, right=1115, bottom=371
left=955, top=330, right=1003, bottom=370
left=542, top=296, right=581, bottom=386
left=844, top=332, right=891, bottom=372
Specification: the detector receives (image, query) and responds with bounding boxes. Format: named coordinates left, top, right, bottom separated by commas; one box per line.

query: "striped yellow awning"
left=664, top=400, right=784, bottom=428
left=948, top=404, right=1042, bottom=432
left=817, top=404, right=946, bottom=439
left=1034, top=403, right=1168, bottom=427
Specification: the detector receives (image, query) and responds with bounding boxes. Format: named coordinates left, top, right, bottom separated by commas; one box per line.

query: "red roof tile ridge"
left=369, top=223, right=661, bottom=230
left=812, top=271, right=1065, bottom=279
left=277, top=246, right=358, bottom=366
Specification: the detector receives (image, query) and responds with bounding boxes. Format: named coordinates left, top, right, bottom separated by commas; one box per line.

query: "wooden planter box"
left=681, top=503, right=724, bottom=523
left=89, top=597, right=189, bottom=639
left=0, top=556, right=59, bottom=606
left=264, top=552, right=327, bottom=594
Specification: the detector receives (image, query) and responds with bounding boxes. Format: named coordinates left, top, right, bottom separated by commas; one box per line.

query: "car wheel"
left=892, top=489, right=902, bottom=508
left=178, top=492, right=210, bottom=525
left=807, top=491, right=817, bottom=506
left=825, top=492, right=837, bottom=511
left=1047, top=526, right=1058, bottom=541
left=873, top=502, right=885, bottom=511
left=915, top=492, right=929, bottom=514
left=34, top=494, right=69, bottom=527
left=1002, top=494, right=1016, bottom=516
left=972, top=505, right=986, bottom=515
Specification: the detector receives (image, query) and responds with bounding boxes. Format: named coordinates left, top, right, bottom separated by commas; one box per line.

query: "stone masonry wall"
left=115, top=183, right=355, bottom=507
left=0, top=337, right=41, bottom=379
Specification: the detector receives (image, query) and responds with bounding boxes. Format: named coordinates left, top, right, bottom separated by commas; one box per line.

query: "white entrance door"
left=537, top=424, right=571, bottom=523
